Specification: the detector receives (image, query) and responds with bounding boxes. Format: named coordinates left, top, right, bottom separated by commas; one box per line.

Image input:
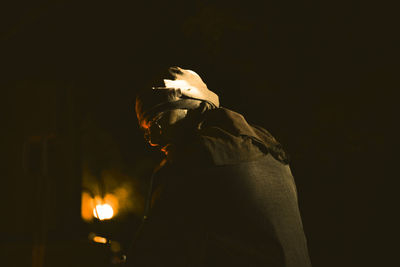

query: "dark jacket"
left=127, top=108, right=311, bottom=267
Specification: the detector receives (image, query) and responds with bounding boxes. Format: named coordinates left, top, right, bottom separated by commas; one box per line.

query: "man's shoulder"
left=196, top=107, right=289, bottom=165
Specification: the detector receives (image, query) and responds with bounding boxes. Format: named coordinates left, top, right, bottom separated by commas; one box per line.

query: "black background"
left=2, top=0, right=398, bottom=266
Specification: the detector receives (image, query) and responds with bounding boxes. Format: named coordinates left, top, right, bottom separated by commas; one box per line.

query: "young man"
left=127, top=67, right=311, bottom=267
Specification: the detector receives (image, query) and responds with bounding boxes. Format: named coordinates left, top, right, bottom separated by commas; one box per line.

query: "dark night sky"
left=2, top=1, right=398, bottom=266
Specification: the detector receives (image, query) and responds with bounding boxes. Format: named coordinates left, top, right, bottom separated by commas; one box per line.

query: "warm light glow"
left=93, top=203, right=114, bottom=220
left=81, top=192, right=119, bottom=221
left=81, top=192, right=95, bottom=221
left=92, top=236, right=108, bottom=244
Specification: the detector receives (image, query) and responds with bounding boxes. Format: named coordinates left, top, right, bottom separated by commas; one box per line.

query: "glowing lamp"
left=92, top=236, right=108, bottom=244
left=93, top=203, right=114, bottom=220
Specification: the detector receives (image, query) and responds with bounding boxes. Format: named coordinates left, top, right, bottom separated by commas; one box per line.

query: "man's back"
left=127, top=108, right=311, bottom=267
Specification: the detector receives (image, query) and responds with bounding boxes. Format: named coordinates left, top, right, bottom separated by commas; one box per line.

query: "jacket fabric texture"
left=126, top=107, right=311, bottom=267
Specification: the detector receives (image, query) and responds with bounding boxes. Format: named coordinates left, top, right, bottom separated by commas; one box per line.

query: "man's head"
left=135, top=67, right=219, bottom=148
left=137, top=96, right=202, bottom=147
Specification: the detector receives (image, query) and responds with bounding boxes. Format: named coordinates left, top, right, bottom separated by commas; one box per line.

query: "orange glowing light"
left=92, top=236, right=108, bottom=244
left=82, top=192, right=119, bottom=221
left=93, top=203, right=114, bottom=220
left=81, top=192, right=95, bottom=221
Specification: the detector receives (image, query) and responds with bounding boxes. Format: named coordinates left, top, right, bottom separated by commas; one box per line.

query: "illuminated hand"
left=162, top=66, right=220, bottom=107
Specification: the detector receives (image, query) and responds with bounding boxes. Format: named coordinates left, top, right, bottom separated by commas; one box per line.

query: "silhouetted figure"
left=127, top=67, right=311, bottom=267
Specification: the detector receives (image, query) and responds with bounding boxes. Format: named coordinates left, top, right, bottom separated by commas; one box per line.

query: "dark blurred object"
left=3, top=82, right=85, bottom=266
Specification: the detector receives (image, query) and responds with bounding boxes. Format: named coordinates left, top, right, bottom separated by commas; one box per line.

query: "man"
left=127, top=67, right=311, bottom=266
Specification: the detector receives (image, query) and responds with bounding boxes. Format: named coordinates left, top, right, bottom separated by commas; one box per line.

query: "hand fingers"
left=168, top=66, right=183, bottom=77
